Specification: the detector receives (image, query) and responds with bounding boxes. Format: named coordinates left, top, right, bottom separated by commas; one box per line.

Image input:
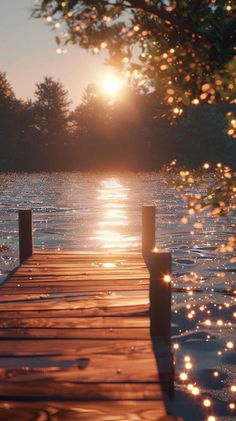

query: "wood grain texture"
left=0, top=252, right=173, bottom=419
left=0, top=316, right=149, bottom=328
left=0, top=401, right=168, bottom=421
left=0, top=383, right=163, bottom=400
left=0, top=328, right=150, bottom=340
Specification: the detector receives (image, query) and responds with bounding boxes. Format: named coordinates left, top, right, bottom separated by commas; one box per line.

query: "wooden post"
left=19, top=209, right=33, bottom=263
left=142, top=205, right=155, bottom=256
left=148, top=250, right=172, bottom=347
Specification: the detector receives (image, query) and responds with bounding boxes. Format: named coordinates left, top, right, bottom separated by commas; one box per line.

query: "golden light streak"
left=102, top=263, right=116, bottom=268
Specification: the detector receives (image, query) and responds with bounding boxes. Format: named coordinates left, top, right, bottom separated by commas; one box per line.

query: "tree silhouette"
left=0, top=72, right=234, bottom=172
left=30, top=76, right=71, bottom=169
left=34, top=76, right=70, bottom=147
left=0, top=72, right=20, bottom=168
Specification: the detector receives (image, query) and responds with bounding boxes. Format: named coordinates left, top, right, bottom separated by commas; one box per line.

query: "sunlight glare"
left=101, top=76, right=123, bottom=98
left=91, top=177, right=139, bottom=250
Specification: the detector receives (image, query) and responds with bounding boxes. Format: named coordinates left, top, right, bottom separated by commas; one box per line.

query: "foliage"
left=70, top=84, right=156, bottom=169
left=0, top=72, right=16, bottom=108
left=0, top=72, right=235, bottom=171
left=226, top=110, right=236, bottom=137
left=72, top=84, right=112, bottom=138
left=34, top=76, right=70, bottom=145
left=0, top=72, right=19, bottom=130
left=165, top=160, right=236, bottom=216
left=164, top=160, right=236, bottom=257
left=0, top=72, right=21, bottom=167
left=33, top=0, right=236, bottom=132
left=172, top=103, right=236, bottom=166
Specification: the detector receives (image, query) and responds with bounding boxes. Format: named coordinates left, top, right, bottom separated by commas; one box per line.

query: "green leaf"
left=55, top=36, right=61, bottom=46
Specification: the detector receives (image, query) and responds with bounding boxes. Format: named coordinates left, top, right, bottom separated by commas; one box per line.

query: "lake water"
left=0, top=172, right=235, bottom=420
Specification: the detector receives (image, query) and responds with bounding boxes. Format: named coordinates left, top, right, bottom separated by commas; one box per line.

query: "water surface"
left=0, top=172, right=235, bottom=420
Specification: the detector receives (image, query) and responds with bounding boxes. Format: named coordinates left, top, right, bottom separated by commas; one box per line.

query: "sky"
left=0, top=0, right=115, bottom=107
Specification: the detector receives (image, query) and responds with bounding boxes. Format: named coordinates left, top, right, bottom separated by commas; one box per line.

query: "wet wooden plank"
left=0, top=355, right=158, bottom=383
left=0, top=328, right=150, bottom=340
left=0, top=316, right=149, bottom=328
left=1, top=280, right=148, bottom=289
left=0, top=304, right=149, bottom=317
left=0, top=400, right=167, bottom=421
left=0, top=283, right=149, bottom=297
left=0, top=296, right=149, bottom=311
left=0, top=252, right=170, bottom=418
left=0, top=338, right=153, bottom=355
left=0, top=383, right=163, bottom=400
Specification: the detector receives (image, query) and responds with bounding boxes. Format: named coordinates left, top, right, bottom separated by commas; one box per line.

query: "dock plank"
left=0, top=252, right=173, bottom=420
left=0, top=400, right=166, bottom=421
left=0, top=328, right=151, bottom=340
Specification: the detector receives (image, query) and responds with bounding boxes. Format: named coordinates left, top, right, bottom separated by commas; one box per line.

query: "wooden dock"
left=0, top=209, right=176, bottom=420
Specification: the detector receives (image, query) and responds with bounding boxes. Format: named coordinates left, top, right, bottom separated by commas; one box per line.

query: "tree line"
left=0, top=72, right=235, bottom=172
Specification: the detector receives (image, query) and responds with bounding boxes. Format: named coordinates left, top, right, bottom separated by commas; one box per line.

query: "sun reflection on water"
left=91, top=177, right=139, bottom=250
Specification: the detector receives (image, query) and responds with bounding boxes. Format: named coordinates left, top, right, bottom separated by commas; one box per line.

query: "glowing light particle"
left=203, top=399, right=211, bottom=407
left=180, top=372, right=188, bottom=381
left=173, top=107, right=180, bottom=114
left=192, top=386, right=200, bottom=395
left=226, top=341, right=234, bottom=349
left=163, top=274, right=171, bottom=283
left=185, top=362, right=192, bottom=370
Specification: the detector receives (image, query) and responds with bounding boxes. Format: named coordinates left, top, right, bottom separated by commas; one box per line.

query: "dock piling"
left=19, top=209, right=33, bottom=263
left=142, top=205, right=155, bottom=256
left=149, top=250, right=172, bottom=347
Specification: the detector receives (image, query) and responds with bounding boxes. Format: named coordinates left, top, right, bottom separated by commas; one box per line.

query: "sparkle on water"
left=0, top=172, right=235, bottom=421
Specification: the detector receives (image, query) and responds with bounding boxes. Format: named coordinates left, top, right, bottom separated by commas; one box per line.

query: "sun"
left=101, top=76, right=123, bottom=98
